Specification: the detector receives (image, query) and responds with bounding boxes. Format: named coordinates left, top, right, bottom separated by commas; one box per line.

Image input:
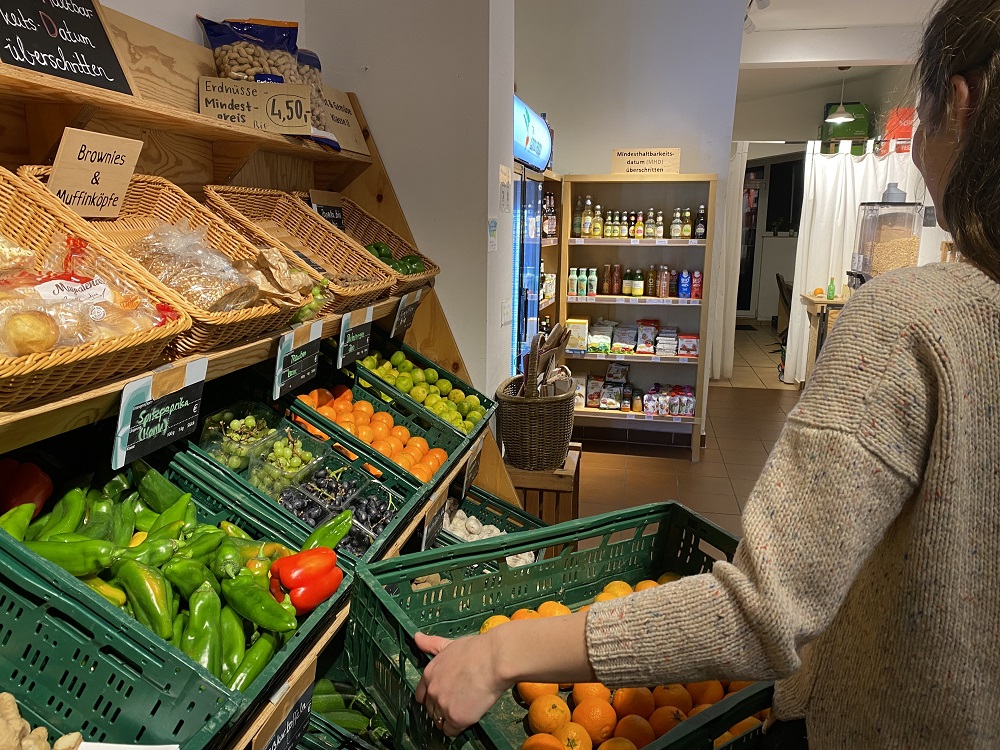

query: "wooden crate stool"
left=506, top=442, right=581, bottom=526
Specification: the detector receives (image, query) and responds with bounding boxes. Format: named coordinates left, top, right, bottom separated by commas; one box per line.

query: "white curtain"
left=710, top=141, right=749, bottom=380
left=784, top=141, right=927, bottom=384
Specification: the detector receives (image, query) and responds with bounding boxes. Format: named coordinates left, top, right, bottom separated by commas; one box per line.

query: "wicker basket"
left=0, top=167, right=191, bottom=409
left=340, top=197, right=440, bottom=295
left=495, top=376, right=575, bottom=472
left=17, top=168, right=302, bottom=356
left=202, top=185, right=395, bottom=313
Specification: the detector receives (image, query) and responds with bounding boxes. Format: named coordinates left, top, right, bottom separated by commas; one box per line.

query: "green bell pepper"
left=222, top=568, right=297, bottom=632
left=162, top=558, right=221, bottom=599
left=148, top=494, right=193, bottom=534
left=171, top=612, right=188, bottom=649
left=100, top=474, right=131, bottom=503
left=220, top=605, right=245, bottom=685
left=176, top=527, right=226, bottom=561
left=182, top=582, right=222, bottom=679
left=134, top=462, right=185, bottom=513
left=211, top=538, right=244, bottom=580
left=110, top=497, right=137, bottom=548
left=25, top=539, right=122, bottom=576
left=0, top=504, right=36, bottom=542
left=116, top=560, right=174, bottom=639
left=226, top=631, right=278, bottom=691
left=35, top=488, right=87, bottom=541
left=79, top=497, right=115, bottom=541
left=302, top=510, right=353, bottom=551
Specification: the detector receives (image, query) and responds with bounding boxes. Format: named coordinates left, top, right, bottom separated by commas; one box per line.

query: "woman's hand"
left=414, top=630, right=510, bottom=737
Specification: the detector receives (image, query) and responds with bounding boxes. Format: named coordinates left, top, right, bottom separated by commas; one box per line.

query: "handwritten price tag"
left=337, top=306, right=374, bottom=368
left=391, top=289, right=424, bottom=338
left=258, top=84, right=311, bottom=134
left=273, top=321, right=323, bottom=399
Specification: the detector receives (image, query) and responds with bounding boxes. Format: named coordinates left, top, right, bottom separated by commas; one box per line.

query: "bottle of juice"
left=622, top=268, right=633, bottom=296
left=628, top=211, right=637, bottom=238
left=591, top=204, right=603, bottom=239
left=631, top=268, right=645, bottom=297
left=600, top=264, right=612, bottom=295
left=611, top=212, right=621, bottom=237
left=645, top=208, right=656, bottom=238
left=692, top=270, right=703, bottom=299
left=655, top=211, right=665, bottom=238
left=581, top=196, right=594, bottom=238
left=587, top=267, right=598, bottom=297
left=645, top=265, right=657, bottom=296
left=635, top=210, right=645, bottom=239
left=695, top=205, right=707, bottom=239
left=670, top=209, right=683, bottom=239
left=682, top=208, right=693, bottom=239
left=611, top=264, right=622, bottom=295
left=571, top=197, right=582, bottom=238
left=603, top=211, right=613, bottom=238
left=568, top=267, right=579, bottom=297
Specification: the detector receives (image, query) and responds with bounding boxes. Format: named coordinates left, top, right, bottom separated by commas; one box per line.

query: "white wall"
left=102, top=0, right=306, bottom=46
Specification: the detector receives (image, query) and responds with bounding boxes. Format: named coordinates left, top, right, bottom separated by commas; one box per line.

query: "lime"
left=448, top=389, right=466, bottom=403
left=361, top=355, right=378, bottom=370
left=436, top=379, right=453, bottom=396
left=427, top=384, right=440, bottom=396
left=472, top=405, right=487, bottom=418
left=449, top=412, right=464, bottom=426
left=390, top=351, right=406, bottom=367
left=424, top=394, right=442, bottom=409
left=462, top=420, right=475, bottom=432
left=379, top=361, right=393, bottom=373
left=410, top=368, right=426, bottom=384
left=423, top=368, right=439, bottom=384
left=465, top=395, right=481, bottom=409
left=370, top=351, right=382, bottom=362
left=431, top=401, right=450, bottom=416
left=457, top=402, right=472, bottom=418
left=466, top=411, right=482, bottom=425
left=395, top=374, right=413, bottom=393
left=398, top=360, right=414, bottom=373
left=410, top=385, right=428, bottom=403
left=445, top=400, right=458, bottom=411
left=385, top=374, right=398, bottom=386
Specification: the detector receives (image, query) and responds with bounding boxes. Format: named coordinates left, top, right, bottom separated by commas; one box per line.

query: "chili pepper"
left=182, top=582, right=222, bottom=678
left=116, top=560, right=174, bottom=639
left=176, top=528, right=226, bottom=561
left=46, top=532, right=93, bottom=543
left=162, top=558, right=220, bottom=599
left=79, top=575, right=127, bottom=608
left=211, top=538, right=244, bottom=580
left=117, top=537, right=180, bottom=569
left=220, top=605, right=245, bottom=685
left=269, top=547, right=342, bottom=615
left=302, top=510, right=353, bottom=551
left=226, top=631, right=278, bottom=691
left=134, top=508, right=159, bottom=533
left=183, top=500, right=199, bottom=535
left=171, top=612, right=188, bottom=649
left=147, top=520, right=185, bottom=541
left=220, top=520, right=252, bottom=539
left=79, top=497, right=115, bottom=541
left=149, top=494, right=193, bottom=534
left=261, top=541, right=294, bottom=560
left=35, top=488, right=87, bottom=541
left=245, top=552, right=271, bottom=590
left=25, top=540, right=123, bottom=576
left=110, top=500, right=136, bottom=548
left=0, top=503, right=35, bottom=541
left=100, top=474, right=131, bottom=503
left=221, top=568, right=297, bottom=632
left=24, top=511, right=51, bottom=541
left=134, top=462, right=185, bottom=513
left=0, top=460, right=53, bottom=518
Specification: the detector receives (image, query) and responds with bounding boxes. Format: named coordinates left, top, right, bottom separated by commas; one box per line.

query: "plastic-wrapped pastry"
left=0, top=235, right=35, bottom=273
left=127, top=224, right=259, bottom=313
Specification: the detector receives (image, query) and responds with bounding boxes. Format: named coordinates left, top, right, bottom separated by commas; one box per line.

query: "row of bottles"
left=567, top=265, right=703, bottom=299
left=542, top=192, right=558, bottom=239
left=571, top=196, right=707, bottom=241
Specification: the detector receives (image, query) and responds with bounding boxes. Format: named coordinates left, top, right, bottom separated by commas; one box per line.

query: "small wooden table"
left=800, top=294, right=848, bottom=379
left=505, top=442, right=582, bottom=526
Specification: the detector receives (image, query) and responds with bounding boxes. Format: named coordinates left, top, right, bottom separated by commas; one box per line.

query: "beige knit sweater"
left=586, top=261, right=1000, bottom=748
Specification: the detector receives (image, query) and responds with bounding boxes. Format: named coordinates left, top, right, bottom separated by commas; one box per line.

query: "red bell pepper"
left=0, top=460, right=53, bottom=518
left=269, top=547, right=343, bottom=615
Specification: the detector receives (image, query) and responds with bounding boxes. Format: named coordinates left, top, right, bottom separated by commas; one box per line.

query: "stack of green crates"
left=344, top=502, right=773, bottom=750
left=430, top=486, right=547, bottom=549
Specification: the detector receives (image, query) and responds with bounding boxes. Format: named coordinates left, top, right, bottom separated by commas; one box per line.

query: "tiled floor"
left=577, top=385, right=800, bottom=538
left=710, top=322, right=797, bottom=390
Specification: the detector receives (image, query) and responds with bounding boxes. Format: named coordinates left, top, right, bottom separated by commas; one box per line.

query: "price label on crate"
left=113, top=358, right=208, bottom=469
left=273, top=321, right=323, bottom=400
left=337, top=306, right=374, bottom=368
left=391, top=288, right=425, bottom=338
left=254, top=665, right=316, bottom=750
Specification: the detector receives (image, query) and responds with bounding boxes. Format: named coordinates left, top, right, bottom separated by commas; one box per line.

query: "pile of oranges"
left=477, top=577, right=770, bottom=750
left=295, top=386, right=448, bottom=483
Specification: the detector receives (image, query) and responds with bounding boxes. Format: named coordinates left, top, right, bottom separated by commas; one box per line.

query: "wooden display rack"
left=0, top=6, right=519, bottom=749
left=554, top=173, right=718, bottom=461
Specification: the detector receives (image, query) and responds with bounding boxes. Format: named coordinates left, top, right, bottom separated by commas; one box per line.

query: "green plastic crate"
left=288, top=364, right=467, bottom=490
left=355, top=329, right=498, bottom=441
left=345, top=502, right=772, bottom=750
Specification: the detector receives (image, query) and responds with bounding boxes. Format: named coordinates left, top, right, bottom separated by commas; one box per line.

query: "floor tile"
left=625, top=474, right=679, bottom=503
left=715, top=437, right=767, bottom=452
left=677, top=475, right=735, bottom=497
left=677, top=493, right=741, bottom=516
left=699, top=512, right=743, bottom=538
left=730, top=478, right=758, bottom=500
left=720, top=448, right=769, bottom=466
left=625, top=455, right=680, bottom=473
left=725, top=463, right=766, bottom=480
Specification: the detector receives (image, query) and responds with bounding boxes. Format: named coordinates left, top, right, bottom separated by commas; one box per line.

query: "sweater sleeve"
left=586, top=279, right=938, bottom=686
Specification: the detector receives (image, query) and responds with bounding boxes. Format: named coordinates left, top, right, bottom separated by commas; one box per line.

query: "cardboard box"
left=566, top=318, right=589, bottom=353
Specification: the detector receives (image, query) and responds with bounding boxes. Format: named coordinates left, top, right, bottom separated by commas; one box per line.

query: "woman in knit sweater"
left=415, top=1, right=1000, bottom=746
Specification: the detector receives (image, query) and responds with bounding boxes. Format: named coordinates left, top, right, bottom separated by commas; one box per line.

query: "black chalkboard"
left=0, top=0, right=133, bottom=95
left=120, top=380, right=203, bottom=467
left=337, top=305, right=373, bottom=369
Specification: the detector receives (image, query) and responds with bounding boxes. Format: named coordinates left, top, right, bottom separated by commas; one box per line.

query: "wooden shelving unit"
left=558, top=173, right=717, bottom=460
left=541, top=237, right=559, bottom=247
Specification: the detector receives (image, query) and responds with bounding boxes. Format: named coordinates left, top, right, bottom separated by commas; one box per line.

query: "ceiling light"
left=826, top=67, right=856, bottom=124
left=756, top=0, right=771, bottom=8
left=744, top=14, right=756, bottom=33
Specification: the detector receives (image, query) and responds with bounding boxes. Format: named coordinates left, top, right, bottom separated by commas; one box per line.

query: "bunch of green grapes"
left=214, top=413, right=276, bottom=471
left=250, top=433, right=315, bottom=496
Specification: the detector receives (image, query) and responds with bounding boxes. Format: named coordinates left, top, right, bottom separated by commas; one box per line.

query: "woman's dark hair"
left=919, top=0, right=1000, bottom=279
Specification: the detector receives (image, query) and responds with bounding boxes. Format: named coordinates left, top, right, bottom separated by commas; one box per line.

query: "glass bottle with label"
left=635, top=210, right=645, bottom=239
left=645, top=265, right=657, bottom=296
left=587, top=267, right=598, bottom=297
left=611, top=264, right=622, bottom=295
left=591, top=204, right=603, bottom=239
left=571, top=197, right=582, bottom=238
left=655, top=211, right=665, bottom=238
left=682, top=208, right=693, bottom=239
left=658, top=265, right=670, bottom=297
left=628, top=212, right=637, bottom=238
left=695, top=205, right=707, bottom=239
left=581, top=196, right=594, bottom=238
left=600, top=264, right=611, bottom=295
left=567, top=267, right=578, bottom=297
left=622, top=268, right=633, bottom=296
left=631, top=267, right=645, bottom=297
left=670, top=209, right=683, bottom=239
left=611, top=212, right=621, bottom=237
left=644, top=208, right=656, bottom=239
left=603, top=211, right=613, bottom=238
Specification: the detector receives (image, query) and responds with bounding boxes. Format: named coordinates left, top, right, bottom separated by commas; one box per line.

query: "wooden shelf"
left=566, top=353, right=697, bottom=364
left=543, top=169, right=563, bottom=181
left=0, top=291, right=416, bottom=453
left=574, top=406, right=696, bottom=425
left=539, top=297, right=556, bottom=312
left=568, top=238, right=705, bottom=247
left=541, top=237, right=559, bottom=247
left=567, top=295, right=701, bottom=307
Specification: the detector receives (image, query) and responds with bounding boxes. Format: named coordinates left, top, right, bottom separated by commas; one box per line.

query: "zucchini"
left=320, top=709, right=371, bottom=734
left=312, top=693, right=346, bottom=713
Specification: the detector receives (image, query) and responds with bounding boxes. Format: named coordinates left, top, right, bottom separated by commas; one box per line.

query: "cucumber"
left=312, top=693, right=346, bottom=714
left=320, top=709, right=371, bottom=734
left=313, top=678, right=338, bottom=696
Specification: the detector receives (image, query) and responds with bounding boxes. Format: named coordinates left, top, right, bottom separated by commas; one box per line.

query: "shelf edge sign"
left=113, top=358, right=208, bottom=469
left=273, top=320, right=323, bottom=400
left=337, top=305, right=374, bottom=368
left=513, top=95, right=551, bottom=172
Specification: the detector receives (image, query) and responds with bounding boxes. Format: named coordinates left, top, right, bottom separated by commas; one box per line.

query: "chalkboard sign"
left=390, top=288, right=424, bottom=338
left=261, top=684, right=312, bottom=750
left=337, top=306, right=373, bottom=368
left=309, top=189, right=344, bottom=230
left=454, top=435, right=484, bottom=500
left=273, top=321, right=323, bottom=399
left=0, top=0, right=134, bottom=95
left=112, top=358, right=208, bottom=469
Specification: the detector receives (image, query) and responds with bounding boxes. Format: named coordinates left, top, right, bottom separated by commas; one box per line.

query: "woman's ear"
left=949, top=74, right=974, bottom=140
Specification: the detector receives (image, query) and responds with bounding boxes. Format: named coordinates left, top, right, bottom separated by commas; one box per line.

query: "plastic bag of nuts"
left=297, top=48, right=332, bottom=132
left=199, top=17, right=303, bottom=84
